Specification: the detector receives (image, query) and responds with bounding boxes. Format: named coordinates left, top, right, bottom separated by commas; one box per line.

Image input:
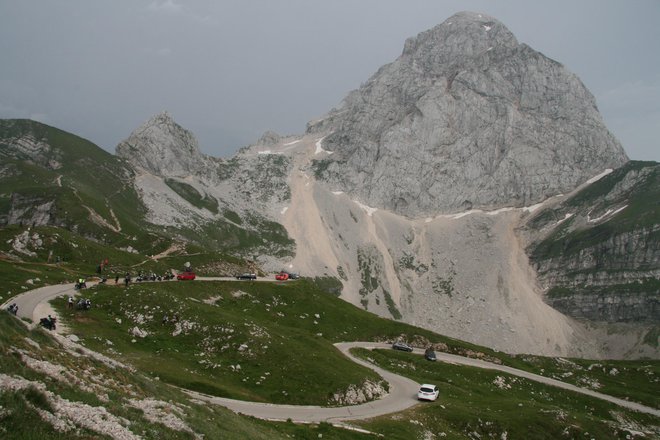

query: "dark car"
left=424, top=348, right=437, bottom=361
left=392, top=341, right=413, bottom=352
left=236, top=273, right=257, bottom=280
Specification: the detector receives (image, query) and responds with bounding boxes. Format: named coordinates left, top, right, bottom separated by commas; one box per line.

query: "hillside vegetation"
left=0, top=119, right=153, bottom=248
left=350, top=348, right=659, bottom=439
left=0, top=313, right=375, bottom=439
left=52, top=279, right=660, bottom=408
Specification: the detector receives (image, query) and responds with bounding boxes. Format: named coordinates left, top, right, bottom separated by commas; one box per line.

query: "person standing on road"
left=124, top=273, right=131, bottom=288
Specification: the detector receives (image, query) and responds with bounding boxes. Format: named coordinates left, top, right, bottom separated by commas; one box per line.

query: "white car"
left=417, top=384, right=439, bottom=401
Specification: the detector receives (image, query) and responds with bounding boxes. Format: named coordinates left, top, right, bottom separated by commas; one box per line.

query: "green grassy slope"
left=51, top=278, right=660, bottom=409
left=0, top=313, right=373, bottom=439
left=0, top=119, right=160, bottom=251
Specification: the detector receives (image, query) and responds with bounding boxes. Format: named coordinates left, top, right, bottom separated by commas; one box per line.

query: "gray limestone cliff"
left=116, top=111, right=218, bottom=177
left=309, top=11, right=628, bottom=217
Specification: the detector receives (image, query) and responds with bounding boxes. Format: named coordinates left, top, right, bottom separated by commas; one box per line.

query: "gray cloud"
left=0, top=0, right=658, bottom=161
left=147, top=0, right=183, bottom=14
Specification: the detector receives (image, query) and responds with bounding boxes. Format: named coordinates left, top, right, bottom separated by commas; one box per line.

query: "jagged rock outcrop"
left=309, top=11, right=628, bottom=217
left=116, top=111, right=218, bottom=177
left=330, top=380, right=387, bottom=406
left=256, top=131, right=282, bottom=146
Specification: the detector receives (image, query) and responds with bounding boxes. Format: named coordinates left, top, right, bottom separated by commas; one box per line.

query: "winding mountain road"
left=3, top=282, right=659, bottom=421
left=187, top=342, right=421, bottom=422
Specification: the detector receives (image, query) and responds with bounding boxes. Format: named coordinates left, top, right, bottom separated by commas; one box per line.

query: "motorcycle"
left=39, top=316, right=56, bottom=331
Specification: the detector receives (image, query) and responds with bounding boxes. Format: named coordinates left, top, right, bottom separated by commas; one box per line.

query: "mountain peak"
left=310, top=12, right=628, bottom=217
left=402, top=11, right=518, bottom=65
left=116, top=112, right=207, bottom=177
left=148, top=110, right=175, bottom=125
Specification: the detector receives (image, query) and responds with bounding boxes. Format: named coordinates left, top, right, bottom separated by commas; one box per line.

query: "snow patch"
left=435, top=201, right=552, bottom=220
left=588, top=205, right=627, bottom=223
left=280, top=206, right=288, bottom=215
left=354, top=200, right=378, bottom=217
left=487, top=207, right=516, bottom=216
left=439, top=209, right=484, bottom=219
left=315, top=137, right=333, bottom=155
left=483, top=25, right=492, bottom=31
left=585, top=169, right=613, bottom=185
left=556, top=213, right=574, bottom=225
left=282, top=139, right=301, bottom=146
left=332, top=191, right=344, bottom=195
left=523, top=202, right=545, bottom=213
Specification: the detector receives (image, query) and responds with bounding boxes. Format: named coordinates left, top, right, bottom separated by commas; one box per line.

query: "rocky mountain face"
left=116, top=111, right=219, bottom=177
left=115, top=113, right=294, bottom=261
left=309, top=11, right=628, bottom=217
left=104, top=12, right=653, bottom=358
left=523, top=162, right=660, bottom=324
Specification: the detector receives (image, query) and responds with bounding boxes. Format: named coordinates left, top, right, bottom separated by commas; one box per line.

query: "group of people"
left=67, top=296, right=91, bottom=310
left=77, top=298, right=92, bottom=310
left=114, top=271, right=174, bottom=287
left=6, top=303, right=18, bottom=315
left=136, top=271, right=175, bottom=282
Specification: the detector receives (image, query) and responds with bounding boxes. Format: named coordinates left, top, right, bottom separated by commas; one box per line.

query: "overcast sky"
left=1, top=1, right=658, bottom=161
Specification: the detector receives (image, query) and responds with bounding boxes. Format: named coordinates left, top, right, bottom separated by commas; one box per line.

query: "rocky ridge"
left=116, top=114, right=294, bottom=262
left=309, top=11, right=628, bottom=217
left=523, top=162, right=660, bottom=324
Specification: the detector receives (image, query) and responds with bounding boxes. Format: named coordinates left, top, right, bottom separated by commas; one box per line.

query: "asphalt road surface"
left=3, top=282, right=659, bottom=421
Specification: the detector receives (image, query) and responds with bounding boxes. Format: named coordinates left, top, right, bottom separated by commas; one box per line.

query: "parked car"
left=424, top=347, right=437, bottom=361
left=275, top=272, right=289, bottom=281
left=284, top=272, right=300, bottom=279
left=392, top=341, right=413, bottom=352
left=236, top=273, right=257, bottom=280
left=417, top=384, right=439, bottom=401
left=177, top=272, right=196, bottom=281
